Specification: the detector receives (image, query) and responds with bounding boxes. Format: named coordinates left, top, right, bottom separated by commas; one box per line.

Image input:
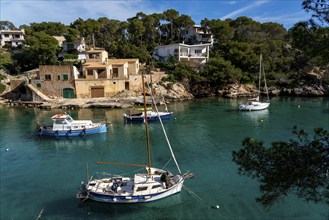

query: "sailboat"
left=77, top=74, right=192, bottom=203
left=239, top=54, right=270, bottom=111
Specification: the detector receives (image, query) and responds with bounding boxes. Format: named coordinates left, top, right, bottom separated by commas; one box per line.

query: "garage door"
left=91, top=86, right=104, bottom=98
left=63, top=88, right=75, bottom=98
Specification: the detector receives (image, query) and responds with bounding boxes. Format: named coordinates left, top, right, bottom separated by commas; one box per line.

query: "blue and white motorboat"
left=37, top=113, right=107, bottom=137
left=123, top=110, right=173, bottom=122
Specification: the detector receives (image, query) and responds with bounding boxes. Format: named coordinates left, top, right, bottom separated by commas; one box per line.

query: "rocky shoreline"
left=217, top=83, right=329, bottom=98
left=1, top=82, right=328, bottom=109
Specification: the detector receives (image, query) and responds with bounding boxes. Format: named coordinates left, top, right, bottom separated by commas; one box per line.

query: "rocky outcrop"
left=151, top=82, right=194, bottom=101
left=278, top=84, right=329, bottom=96
left=217, top=84, right=258, bottom=98
left=203, top=83, right=329, bottom=98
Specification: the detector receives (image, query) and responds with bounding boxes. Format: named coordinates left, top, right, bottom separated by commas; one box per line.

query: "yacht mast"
left=142, top=73, right=152, bottom=176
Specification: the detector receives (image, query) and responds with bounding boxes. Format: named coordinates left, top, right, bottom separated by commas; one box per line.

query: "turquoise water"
left=0, top=97, right=328, bottom=220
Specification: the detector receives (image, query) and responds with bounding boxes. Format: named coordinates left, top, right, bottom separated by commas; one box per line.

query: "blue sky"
left=1, top=0, right=310, bottom=30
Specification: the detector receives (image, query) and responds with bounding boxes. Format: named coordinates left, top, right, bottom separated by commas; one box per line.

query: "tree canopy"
left=233, top=127, right=329, bottom=207
left=302, top=0, right=329, bottom=26
left=1, top=0, right=328, bottom=89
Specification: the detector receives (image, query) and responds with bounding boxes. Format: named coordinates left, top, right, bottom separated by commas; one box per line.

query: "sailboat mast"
left=258, top=54, right=262, bottom=98
left=142, top=74, right=152, bottom=176
left=262, top=59, right=270, bottom=101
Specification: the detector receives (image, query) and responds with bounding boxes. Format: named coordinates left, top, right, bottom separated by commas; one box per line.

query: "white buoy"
left=216, top=205, right=219, bottom=209
left=6, top=148, right=9, bottom=152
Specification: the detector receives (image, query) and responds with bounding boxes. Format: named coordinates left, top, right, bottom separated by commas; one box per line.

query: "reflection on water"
left=239, top=109, right=269, bottom=125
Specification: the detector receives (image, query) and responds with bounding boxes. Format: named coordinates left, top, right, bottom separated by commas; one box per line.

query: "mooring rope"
left=182, top=185, right=235, bottom=220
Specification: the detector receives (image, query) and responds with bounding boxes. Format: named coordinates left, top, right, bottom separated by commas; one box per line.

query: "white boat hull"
left=78, top=168, right=186, bottom=204
left=239, top=101, right=270, bottom=111
left=86, top=179, right=184, bottom=203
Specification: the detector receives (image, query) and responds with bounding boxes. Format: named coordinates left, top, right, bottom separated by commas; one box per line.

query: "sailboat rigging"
left=239, top=54, right=270, bottom=111
left=77, top=74, right=192, bottom=203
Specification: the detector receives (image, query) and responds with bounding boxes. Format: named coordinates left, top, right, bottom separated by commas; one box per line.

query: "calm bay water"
left=0, top=97, right=328, bottom=220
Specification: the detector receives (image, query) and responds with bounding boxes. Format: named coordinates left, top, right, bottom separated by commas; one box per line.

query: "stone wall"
left=31, top=65, right=75, bottom=98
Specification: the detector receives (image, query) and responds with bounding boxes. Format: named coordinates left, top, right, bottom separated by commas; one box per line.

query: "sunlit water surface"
left=0, top=97, right=328, bottom=219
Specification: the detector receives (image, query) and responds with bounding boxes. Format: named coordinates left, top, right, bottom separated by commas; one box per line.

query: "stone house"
left=31, top=65, right=78, bottom=98
left=75, top=55, right=140, bottom=98
left=3, top=48, right=166, bottom=101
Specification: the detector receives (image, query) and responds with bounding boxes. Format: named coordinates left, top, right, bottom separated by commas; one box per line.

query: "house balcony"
left=76, top=75, right=128, bottom=80
left=86, top=58, right=102, bottom=63
left=179, top=53, right=206, bottom=58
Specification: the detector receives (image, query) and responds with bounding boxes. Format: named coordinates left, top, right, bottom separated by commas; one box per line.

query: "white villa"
left=0, top=29, right=25, bottom=47
left=56, top=37, right=86, bottom=58
left=183, top=25, right=213, bottom=45
left=153, top=43, right=211, bottom=64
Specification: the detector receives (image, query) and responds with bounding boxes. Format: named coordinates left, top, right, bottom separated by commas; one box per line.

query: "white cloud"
left=252, top=11, right=310, bottom=28
left=220, top=0, right=269, bottom=20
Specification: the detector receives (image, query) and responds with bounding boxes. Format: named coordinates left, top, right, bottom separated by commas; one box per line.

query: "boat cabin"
left=51, top=114, right=94, bottom=131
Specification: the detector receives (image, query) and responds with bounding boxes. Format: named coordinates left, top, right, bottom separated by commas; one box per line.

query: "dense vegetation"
left=233, top=127, right=329, bottom=207
left=0, top=0, right=328, bottom=90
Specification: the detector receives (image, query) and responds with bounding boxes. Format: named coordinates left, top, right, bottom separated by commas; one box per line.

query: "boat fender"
left=211, top=205, right=220, bottom=209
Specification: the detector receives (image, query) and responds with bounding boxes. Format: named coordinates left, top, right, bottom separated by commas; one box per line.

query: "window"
left=57, top=75, right=61, bottom=80
left=4, top=34, right=9, bottom=37
left=136, top=186, right=148, bottom=192
left=152, top=185, right=161, bottom=189
left=195, top=49, right=202, bottom=54
left=37, top=83, right=41, bottom=88
left=67, top=43, right=74, bottom=50
left=54, top=119, right=65, bottom=124
left=45, top=75, right=51, bottom=80
left=87, top=69, right=93, bottom=75
left=63, top=74, right=68, bottom=80
left=113, top=68, right=118, bottom=77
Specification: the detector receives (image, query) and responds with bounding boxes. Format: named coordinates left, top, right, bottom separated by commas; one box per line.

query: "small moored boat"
left=123, top=110, right=173, bottom=122
left=37, top=113, right=107, bottom=137
left=239, top=54, right=270, bottom=111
